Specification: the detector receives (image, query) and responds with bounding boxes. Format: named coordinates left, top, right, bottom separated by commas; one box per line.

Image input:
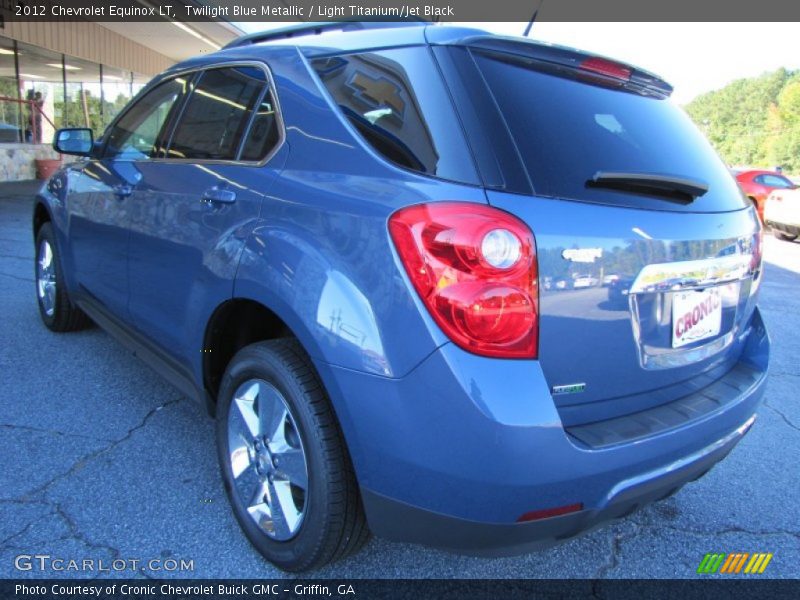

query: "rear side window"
left=310, top=48, right=478, bottom=184
left=240, top=90, right=280, bottom=161
left=472, top=50, right=747, bottom=212
left=169, top=66, right=269, bottom=161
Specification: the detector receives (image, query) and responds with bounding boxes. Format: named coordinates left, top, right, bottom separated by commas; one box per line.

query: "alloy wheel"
left=227, top=378, right=308, bottom=541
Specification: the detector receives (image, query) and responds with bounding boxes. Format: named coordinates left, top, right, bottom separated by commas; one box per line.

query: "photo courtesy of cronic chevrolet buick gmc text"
left=33, top=22, right=769, bottom=571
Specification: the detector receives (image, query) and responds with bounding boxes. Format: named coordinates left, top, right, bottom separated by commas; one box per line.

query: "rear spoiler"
left=454, top=36, right=673, bottom=99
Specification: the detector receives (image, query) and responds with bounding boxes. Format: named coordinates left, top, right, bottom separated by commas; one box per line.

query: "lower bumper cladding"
left=362, top=415, right=756, bottom=556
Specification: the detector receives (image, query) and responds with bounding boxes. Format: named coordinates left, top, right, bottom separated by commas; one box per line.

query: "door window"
left=103, top=77, right=187, bottom=160
left=168, top=66, right=268, bottom=161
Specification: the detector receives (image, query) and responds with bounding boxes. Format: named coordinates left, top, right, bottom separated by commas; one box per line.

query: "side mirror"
left=53, top=128, right=94, bottom=156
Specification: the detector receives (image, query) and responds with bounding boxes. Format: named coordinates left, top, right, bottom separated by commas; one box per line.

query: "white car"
left=573, top=275, right=600, bottom=288
left=764, top=188, right=800, bottom=242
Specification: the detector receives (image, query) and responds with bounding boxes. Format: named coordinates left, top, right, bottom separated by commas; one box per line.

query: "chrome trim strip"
left=629, top=254, right=753, bottom=295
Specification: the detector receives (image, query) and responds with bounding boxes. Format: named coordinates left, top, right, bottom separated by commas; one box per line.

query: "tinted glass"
left=169, top=66, right=266, bottom=161
left=104, top=78, right=186, bottom=160
left=240, top=89, right=280, bottom=161
left=473, top=51, right=747, bottom=212
left=311, top=48, right=477, bottom=184
left=754, top=174, right=794, bottom=188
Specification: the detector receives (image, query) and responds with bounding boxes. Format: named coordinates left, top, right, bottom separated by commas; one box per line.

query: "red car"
left=735, top=169, right=797, bottom=222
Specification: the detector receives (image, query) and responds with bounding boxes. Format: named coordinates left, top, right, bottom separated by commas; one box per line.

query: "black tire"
left=34, top=222, right=92, bottom=332
left=216, top=338, right=369, bottom=572
left=773, top=229, right=798, bottom=242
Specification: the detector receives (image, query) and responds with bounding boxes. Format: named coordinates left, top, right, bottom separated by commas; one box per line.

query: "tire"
left=34, top=222, right=92, bottom=332
left=773, top=229, right=798, bottom=242
left=216, top=338, right=369, bottom=571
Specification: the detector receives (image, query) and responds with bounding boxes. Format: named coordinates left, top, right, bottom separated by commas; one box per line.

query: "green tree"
left=685, top=68, right=800, bottom=173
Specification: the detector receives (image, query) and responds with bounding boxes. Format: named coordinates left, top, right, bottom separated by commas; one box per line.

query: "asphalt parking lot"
left=1, top=180, right=798, bottom=580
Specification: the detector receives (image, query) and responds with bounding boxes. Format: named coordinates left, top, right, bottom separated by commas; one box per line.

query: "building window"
left=0, top=37, right=21, bottom=142
left=0, top=34, right=149, bottom=145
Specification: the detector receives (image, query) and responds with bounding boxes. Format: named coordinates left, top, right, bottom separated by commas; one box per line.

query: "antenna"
left=523, top=0, right=546, bottom=37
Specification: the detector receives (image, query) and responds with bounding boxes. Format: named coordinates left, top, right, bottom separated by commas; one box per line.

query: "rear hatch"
left=435, top=38, right=763, bottom=426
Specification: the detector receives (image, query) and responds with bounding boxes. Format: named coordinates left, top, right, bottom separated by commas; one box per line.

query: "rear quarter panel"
left=233, top=47, right=485, bottom=378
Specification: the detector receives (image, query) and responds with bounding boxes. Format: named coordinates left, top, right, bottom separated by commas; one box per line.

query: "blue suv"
left=35, top=22, right=769, bottom=571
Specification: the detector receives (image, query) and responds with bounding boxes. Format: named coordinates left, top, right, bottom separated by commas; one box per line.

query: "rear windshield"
left=473, top=50, right=747, bottom=212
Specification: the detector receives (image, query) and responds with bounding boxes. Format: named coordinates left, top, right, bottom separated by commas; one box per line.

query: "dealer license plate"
left=672, top=288, right=722, bottom=348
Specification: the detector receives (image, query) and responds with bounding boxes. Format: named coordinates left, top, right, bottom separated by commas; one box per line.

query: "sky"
left=235, top=22, right=800, bottom=104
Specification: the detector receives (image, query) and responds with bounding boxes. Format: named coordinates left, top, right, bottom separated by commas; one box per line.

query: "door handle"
left=201, top=187, right=237, bottom=205
left=112, top=184, right=133, bottom=198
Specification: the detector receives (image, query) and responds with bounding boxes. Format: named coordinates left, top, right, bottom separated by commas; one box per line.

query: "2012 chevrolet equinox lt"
left=33, top=22, right=769, bottom=571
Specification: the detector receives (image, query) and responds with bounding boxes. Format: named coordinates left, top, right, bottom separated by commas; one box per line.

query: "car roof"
left=222, top=23, right=487, bottom=55
left=159, top=23, right=670, bottom=97
left=160, top=24, right=485, bottom=76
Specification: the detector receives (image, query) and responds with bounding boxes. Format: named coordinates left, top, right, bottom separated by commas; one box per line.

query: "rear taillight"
left=389, top=203, right=538, bottom=359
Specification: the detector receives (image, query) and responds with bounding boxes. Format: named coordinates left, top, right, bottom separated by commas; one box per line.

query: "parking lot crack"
left=9, top=398, right=183, bottom=503
left=591, top=525, right=640, bottom=587
left=52, top=502, right=122, bottom=560
left=764, top=401, right=800, bottom=433
left=638, top=520, right=800, bottom=542
left=0, top=423, right=116, bottom=443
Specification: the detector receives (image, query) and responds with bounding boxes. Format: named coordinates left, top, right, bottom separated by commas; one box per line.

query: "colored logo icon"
left=697, top=553, right=773, bottom=574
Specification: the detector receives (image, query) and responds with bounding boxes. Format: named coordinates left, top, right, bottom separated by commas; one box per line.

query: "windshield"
left=473, top=50, right=748, bottom=212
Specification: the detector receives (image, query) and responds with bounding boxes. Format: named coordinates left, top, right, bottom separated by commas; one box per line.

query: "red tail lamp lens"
left=389, top=203, right=538, bottom=359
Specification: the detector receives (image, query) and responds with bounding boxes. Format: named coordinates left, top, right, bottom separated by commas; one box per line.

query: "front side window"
left=104, top=77, right=186, bottom=160
left=310, top=48, right=477, bottom=184
left=168, top=66, right=267, bottom=161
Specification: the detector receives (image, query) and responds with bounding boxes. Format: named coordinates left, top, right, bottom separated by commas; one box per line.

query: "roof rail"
left=223, top=21, right=428, bottom=50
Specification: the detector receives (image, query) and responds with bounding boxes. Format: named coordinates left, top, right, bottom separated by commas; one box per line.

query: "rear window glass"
left=169, top=66, right=266, bottom=161
left=473, top=51, right=747, bottom=212
left=311, top=48, right=477, bottom=184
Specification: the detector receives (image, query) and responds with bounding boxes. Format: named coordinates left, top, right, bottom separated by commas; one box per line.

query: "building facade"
left=0, top=19, right=241, bottom=180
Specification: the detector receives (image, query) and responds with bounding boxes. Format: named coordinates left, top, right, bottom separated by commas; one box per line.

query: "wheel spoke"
left=41, top=242, right=52, bottom=270
left=229, top=436, right=253, bottom=479
left=258, top=382, right=288, bottom=442
left=45, top=285, right=56, bottom=313
left=274, top=448, right=307, bottom=490
left=233, top=462, right=260, bottom=506
left=267, top=478, right=297, bottom=539
left=248, top=478, right=270, bottom=508
left=232, top=382, right=261, bottom=438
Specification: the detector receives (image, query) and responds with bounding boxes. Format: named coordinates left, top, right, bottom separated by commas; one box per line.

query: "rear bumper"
left=317, top=307, right=768, bottom=554
left=361, top=415, right=755, bottom=555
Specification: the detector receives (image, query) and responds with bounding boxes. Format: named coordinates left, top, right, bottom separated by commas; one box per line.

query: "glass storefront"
left=0, top=35, right=149, bottom=144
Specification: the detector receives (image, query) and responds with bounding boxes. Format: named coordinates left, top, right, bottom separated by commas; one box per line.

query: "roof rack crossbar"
left=223, top=21, right=427, bottom=50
